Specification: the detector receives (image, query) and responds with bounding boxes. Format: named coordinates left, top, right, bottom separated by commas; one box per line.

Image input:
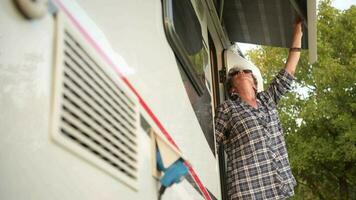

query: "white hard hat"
left=225, top=49, right=264, bottom=92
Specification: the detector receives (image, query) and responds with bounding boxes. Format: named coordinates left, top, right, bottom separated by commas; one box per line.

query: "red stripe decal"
left=185, top=161, right=212, bottom=200
left=54, top=1, right=211, bottom=199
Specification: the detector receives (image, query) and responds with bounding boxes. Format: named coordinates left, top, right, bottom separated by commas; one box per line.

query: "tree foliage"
left=247, top=1, right=356, bottom=199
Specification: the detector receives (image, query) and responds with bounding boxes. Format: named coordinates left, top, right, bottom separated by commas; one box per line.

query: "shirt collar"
left=230, top=92, right=262, bottom=109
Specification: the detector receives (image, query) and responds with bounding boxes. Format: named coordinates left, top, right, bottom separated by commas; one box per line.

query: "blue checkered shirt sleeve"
left=214, top=103, right=230, bottom=149
left=266, top=69, right=296, bottom=104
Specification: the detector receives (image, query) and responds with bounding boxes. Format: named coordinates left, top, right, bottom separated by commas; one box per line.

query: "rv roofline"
left=203, top=0, right=318, bottom=63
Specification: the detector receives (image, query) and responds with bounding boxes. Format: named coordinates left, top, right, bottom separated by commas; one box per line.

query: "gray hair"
left=225, top=67, right=258, bottom=99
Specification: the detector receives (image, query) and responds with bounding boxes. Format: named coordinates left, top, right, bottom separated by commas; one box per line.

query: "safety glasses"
left=228, top=69, right=252, bottom=77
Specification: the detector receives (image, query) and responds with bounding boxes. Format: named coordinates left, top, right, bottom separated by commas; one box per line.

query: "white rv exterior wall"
left=67, top=0, right=219, bottom=196
left=0, top=0, right=220, bottom=199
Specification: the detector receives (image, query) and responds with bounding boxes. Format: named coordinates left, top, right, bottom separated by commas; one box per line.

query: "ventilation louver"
left=51, top=13, right=139, bottom=190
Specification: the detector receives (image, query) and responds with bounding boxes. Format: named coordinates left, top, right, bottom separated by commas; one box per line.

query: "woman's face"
left=231, top=70, right=256, bottom=93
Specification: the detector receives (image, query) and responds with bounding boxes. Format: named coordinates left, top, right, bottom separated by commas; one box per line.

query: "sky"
left=238, top=0, right=356, bottom=55
left=331, top=0, right=356, bottom=10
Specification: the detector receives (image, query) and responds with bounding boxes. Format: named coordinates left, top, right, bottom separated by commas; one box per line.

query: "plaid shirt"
left=215, top=69, right=297, bottom=200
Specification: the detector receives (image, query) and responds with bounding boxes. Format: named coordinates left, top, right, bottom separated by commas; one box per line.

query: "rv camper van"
left=0, top=0, right=316, bottom=199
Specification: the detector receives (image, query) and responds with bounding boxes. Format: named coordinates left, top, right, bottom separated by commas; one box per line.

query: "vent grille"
left=52, top=14, right=139, bottom=189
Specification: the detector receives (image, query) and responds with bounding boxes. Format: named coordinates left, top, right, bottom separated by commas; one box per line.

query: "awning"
left=222, top=0, right=317, bottom=62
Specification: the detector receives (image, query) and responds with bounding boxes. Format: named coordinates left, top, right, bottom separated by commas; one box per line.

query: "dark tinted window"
left=172, top=0, right=202, bottom=55
left=163, top=0, right=215, bottom=154
left=176, top=58, right=214, bottom=154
